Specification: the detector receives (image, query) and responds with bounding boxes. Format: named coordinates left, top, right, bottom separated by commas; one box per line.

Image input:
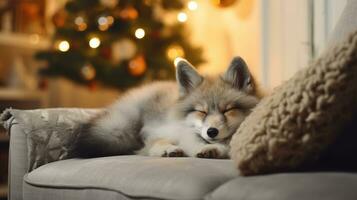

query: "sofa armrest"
left=8, top=122, right=28, bottom=200
left=1, top=108, right=100, bottom=200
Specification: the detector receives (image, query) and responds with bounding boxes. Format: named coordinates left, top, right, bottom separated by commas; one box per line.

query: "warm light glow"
left=188, top=1, right=198, bottom=10
left=78, top=23, right=87, bottom=31
left=99, top=24, right=109, bottom=31
left=98, top=16, right=114, bottom=31
left=177, top=12, right=188, bottom=23
left=74, top=16, right=84, bottom=25
left=81, top=64, right=96, bottom=80
left=89, top=37, right=101, bottom=48
left=98, top=16, right=108, bottom=25
left=107, top=16, right=114, bottom=24
left=58, top=40, right=70, bottom=52
left=167, top=44, right=185, bottom=61
left=75, top=16, right=87, bottom=31
left=135, top=28, right=145, bottom=39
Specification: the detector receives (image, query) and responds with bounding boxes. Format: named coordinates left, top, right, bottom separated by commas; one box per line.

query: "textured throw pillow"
left=230, top=31, right=357, bottom=176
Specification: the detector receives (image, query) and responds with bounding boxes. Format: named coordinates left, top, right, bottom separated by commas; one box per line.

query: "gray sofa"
left=5, top=109, right=357, bottom=200
left=4, top=0, right=357, bottom=199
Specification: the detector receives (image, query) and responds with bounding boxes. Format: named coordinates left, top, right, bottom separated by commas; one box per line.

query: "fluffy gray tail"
left=73, top=122, right=143, bottom=158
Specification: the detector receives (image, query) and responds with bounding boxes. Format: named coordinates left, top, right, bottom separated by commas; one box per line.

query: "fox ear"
left=175, top=58, right=203, bottom=96
left=223, top=56, right=253, bottom=91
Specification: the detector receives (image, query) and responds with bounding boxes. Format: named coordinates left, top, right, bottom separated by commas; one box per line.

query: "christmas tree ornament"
left=187, top=1, right=198, bottom=11
left=134, top=28, right=146, bottom=39
left=119, top=6, right=139, bottom=20
left=52, top=8, right=67, bottom=28
left=89, top=37, right=101, bottom=48
left=100, top=0, right=118, bottom=9
left=81, top=63, right=96, bottom=80
left=128, top=55, right=147, bottom=76
left=211, top=0, right=238, bottom=8
left=56, top=40, right=70, bottom=52
left=166, top=44, right=185, bottom=61
left=112, top=39, right=137, bottom=63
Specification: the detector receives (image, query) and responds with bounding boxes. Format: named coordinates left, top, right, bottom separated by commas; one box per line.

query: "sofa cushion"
left=205, top=173, right=357, bottom=200
left=24, top=155, right=238, bottom=200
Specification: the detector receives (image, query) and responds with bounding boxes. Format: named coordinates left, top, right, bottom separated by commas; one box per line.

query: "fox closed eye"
left=194, top=109, right=207, bottom=114
left=223, top=107, right=238, bottom=113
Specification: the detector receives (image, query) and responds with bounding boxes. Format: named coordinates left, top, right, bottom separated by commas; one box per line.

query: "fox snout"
left=200, top=114, right=230, bottom=142
left=207, top=127, right=219, bottom=138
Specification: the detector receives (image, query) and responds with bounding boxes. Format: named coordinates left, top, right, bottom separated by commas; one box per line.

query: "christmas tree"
left=36, top=0, right=203, bottom=89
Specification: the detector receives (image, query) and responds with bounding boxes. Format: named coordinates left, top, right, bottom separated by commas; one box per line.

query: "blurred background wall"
left=0, top=0, right=348, bottom=109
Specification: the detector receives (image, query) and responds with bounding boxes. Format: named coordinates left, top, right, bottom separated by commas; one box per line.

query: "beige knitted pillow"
left=230, top=31, right=357, bottom=176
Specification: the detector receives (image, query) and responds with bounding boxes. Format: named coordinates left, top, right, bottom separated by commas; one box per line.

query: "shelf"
left=0, top=88, right=46, bottom=101
left=0, top=32, right=50, bottom=51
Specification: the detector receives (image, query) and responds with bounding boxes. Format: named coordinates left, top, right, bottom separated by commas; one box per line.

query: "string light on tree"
left=98, top=15, right=114, bottom=31
left=166, top=44, right=185, bottom=61
left=89, top=37, right=101, bottom=48
left=81, top=63, right=96, bottom=80
left=57, top=40, right=70, bottom=52
left=107, top=16, right=114, bottom=25
left=74, top=16, right=87, bottom=31
left=135, top=28, right=145, bottom=39
left=188, top=1, right=198, bottom=10
left=177, top=12, right=188, bottom=23
left=75, top=16, right=84, bottom=25
left=98, top=16, right=109, bottom=31
left=38, top=0, right=204, bottom=89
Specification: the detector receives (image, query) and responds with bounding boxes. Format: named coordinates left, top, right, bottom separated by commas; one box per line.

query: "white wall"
left=260, top=0, right=347, bottom=90
left=313, top=0, right=347, bottom=56
left=260, top=0, right=312, bottom=89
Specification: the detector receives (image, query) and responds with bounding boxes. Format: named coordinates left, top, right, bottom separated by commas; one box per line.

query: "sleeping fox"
left=74, top=57, right=262, bottom=159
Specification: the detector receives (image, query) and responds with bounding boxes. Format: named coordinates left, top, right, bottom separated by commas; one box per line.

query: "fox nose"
left=207, top=127, right=219, bottom=138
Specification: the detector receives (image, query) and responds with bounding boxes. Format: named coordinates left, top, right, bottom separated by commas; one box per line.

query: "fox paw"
left=162, top=147, right=185, bottom=157
left=196, top=144, right=228, bottom=159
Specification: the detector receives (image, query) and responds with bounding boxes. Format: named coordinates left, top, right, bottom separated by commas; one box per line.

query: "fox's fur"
left=74, top=57, right=262, bottom=159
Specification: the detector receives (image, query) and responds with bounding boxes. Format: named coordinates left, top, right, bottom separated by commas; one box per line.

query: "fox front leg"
left=196, top=143, right=229, bottom=159
left=179, top=135, right=229, bottom=159
left=146, top=139, right=186, bottom=157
